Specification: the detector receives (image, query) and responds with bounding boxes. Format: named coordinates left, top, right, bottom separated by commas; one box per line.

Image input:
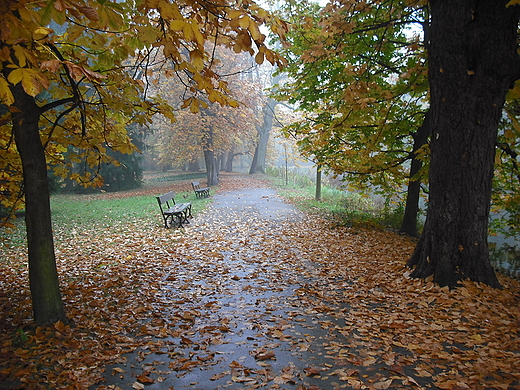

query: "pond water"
left=489, top=234, right=520, bottom=279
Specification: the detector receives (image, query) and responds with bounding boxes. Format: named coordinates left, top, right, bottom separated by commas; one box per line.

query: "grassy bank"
left=264, top=169, right=406, bottom=232
left=0, top=173, right=213, bottom=252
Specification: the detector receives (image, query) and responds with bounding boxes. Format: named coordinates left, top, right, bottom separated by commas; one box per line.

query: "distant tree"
left=147, top=49, right=264, bottom=184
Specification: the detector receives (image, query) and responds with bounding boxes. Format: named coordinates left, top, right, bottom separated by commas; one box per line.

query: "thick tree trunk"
left=225, top=150, right=234, bottom=173
left=400, top=110, right=431, bottom=237
left=407, top=0, right=520, bottom=288
left=11, top=84, right=67, bottom=324
left=249, top=98, right=277, bottom=174
left=204, top=149, right=219, bottom=186
left=249, top=144, right=260, bottom=174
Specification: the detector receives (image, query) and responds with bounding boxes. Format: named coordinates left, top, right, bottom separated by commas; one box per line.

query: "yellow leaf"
left=14, top=46, right=27, bottom=67
left=191, top=24, right=204, bottom=47
left=169, top=19, right=184, bottom=31
left=189, top=98, right=200, bottom=113
left=238, top=15, right=250, bottom=28
left=190, top=50, right=204, bottom=71
left=248, top=22, right=263, bottom=41
left=183, top=22, right=194, bottom=41
left=227, top=10, right=243, bottom=19
left=21, top=69, right=49, bottom=96
left=7, top=68, right=24, bottom=85
left=33, top=27, right=53, bottom=39
left=255, top=51, right=264, bottom=65
left=157, top=0, right=182, bottom=20
left=506, top=0, right=520, bottom=7
left=0, top=77, right=15, bottom=105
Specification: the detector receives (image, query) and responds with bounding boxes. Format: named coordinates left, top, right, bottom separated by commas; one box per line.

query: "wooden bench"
left=156, top=191, right=192, bottom=228
left=191, top=181, right=210, bottom=199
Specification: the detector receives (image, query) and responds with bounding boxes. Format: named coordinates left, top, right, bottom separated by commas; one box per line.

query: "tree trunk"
left=11, top=84, right=67, bottom=324
left=225, top=150, right=234, bottom=172
left=315, top=165, right=322, bottom=201
left=202, top=126, right=218, bottom=186
left=204, top=149, right=219, bottom=186
left=400, top=110, right=431, bottom=237
left=249, top=143, right=260, bottom=174
left=217, top=153, right=226, bottom=171
left=249, top=98, right=277, bottom=174
left=407, top=0, right=520, bottom=288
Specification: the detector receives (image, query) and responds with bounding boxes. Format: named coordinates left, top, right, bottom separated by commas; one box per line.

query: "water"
left=489, top=235, right=520, bottom=279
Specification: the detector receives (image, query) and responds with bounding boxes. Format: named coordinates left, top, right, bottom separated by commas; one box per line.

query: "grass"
left=146, top=172, right=207, bottom=182
left=264, top=172, right=405, bottom=231
left=1, top=182, right=213, bottom=252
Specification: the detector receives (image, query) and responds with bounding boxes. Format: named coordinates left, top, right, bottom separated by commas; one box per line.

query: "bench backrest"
left=156, top=191, right=177, bottom=212
left=191, top=181, right=200, bottom=190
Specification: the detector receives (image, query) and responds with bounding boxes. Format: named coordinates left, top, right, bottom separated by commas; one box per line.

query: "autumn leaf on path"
left=0, top=174, right=519, bottom=390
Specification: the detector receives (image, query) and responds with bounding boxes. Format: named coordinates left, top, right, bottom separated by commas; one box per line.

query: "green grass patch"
left=147, top=172, right=207, bottom=182
left=265, top=172, right=406, bottom=231
left=1, top=189, right=213, bottom=251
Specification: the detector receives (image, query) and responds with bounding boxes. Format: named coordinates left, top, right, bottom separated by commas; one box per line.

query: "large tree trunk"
left=12, top=84, right=67, bottom=324
left=204, top=149, right=219, bottom=186
left=249, top=98, right=277, bottom=174
left=400, top=110, right=431, bottom=237
left=407, top=0, right=520, bottom=288
left=202, top=126, right=219, bottom=186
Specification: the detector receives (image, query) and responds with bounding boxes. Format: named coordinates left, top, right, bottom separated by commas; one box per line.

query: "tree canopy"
left=275, top=0, right=429, bottom=193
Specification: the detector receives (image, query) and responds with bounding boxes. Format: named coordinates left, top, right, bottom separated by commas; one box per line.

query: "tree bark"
left=407, top=0, right=520, bottom=288
left=400, top=110, right=431, bottom=237
left=204, top=149, right=219, bottom=186
left=202, top=126, right=219, bottom=186
left=11, top=84, right=67, bottom=324
left=249, top=98, right=277, bottom=174
left=315, top=165, right=322, bottom=201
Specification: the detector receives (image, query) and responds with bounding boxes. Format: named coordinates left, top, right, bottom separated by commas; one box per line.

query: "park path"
left=91, top=176, right=519, bottom=390
left=95, top=185, right=359, bottom=389
left=1, top=174, right=518, bottom=389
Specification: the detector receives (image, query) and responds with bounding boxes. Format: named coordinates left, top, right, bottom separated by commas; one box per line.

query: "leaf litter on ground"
left=0, top=173, right=519, bottom=390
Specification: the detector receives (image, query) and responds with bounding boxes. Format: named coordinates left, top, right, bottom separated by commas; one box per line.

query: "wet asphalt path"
left=93, top=188, right=357, bottom=390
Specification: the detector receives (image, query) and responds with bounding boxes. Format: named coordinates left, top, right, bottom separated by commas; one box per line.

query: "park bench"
left=156, top=191, right=192, bottom=228
left=191, top=181, right=210, bottom=199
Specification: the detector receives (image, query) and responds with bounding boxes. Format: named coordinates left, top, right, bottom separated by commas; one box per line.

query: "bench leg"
left=172, top=214, right=183, bottom=228
left=163, top=213, right=182, bottom=228
left=179, top=208, right=192, bottom=227
left=162, top=214, right=170, bottom=228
